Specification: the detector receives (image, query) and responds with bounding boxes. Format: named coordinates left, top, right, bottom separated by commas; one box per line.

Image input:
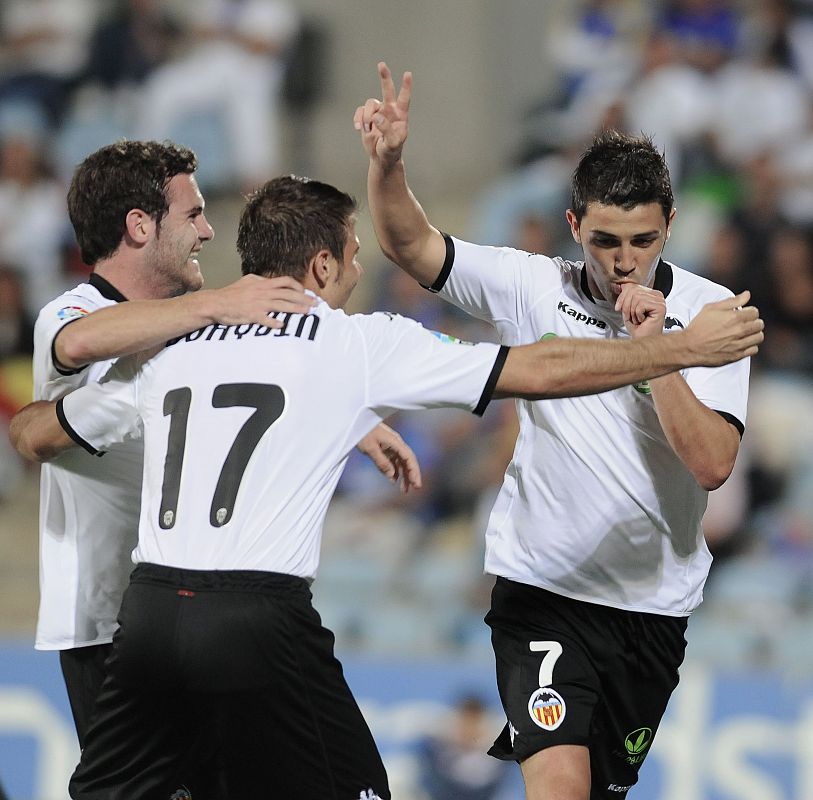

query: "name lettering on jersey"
left=557, top=301, right=606, bottom=329
left=166, top=313, right=321, bottom=348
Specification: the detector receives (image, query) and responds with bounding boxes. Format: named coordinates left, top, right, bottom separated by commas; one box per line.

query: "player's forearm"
left=649, top=373, right=740, bottom=490
left=495, top=333, right=699, bottom=400
left=9, top=400, right=72, bottom=462
left=55, top=292, right=221, bottom=369
left=367, top=158, right=446, bottom=285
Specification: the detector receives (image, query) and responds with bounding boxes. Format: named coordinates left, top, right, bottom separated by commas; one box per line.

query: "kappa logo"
left=607, top=783, right=633, bottom=793
left=358, top=790, right=382, bottom=800
left=528, top=687, right=566, bottom=731
left=557, top=301, right=607, bottom=329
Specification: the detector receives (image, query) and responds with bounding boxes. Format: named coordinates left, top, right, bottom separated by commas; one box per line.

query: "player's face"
left=329, top=224, right=363, bottom=309
left=148, top=173, right=214, bottom=297
left=566, top=201, right=675, bottom=302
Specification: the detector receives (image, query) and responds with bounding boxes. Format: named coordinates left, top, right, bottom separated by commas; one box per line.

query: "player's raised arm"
left=55, top=274, right=315, bottom=370
left=494, top=292, right=764, bottom=400
left=354, top=61, right=446, bottom=286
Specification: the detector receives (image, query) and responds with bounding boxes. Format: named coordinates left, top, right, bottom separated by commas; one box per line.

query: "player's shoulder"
left=35, top=282, right=106, bottom=330
left=667, top=261, right=733, bottom=303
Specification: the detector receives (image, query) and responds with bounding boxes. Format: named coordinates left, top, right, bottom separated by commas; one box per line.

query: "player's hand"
left=354, top=61, right=412, bottom=167
left=682, top=291, right=764, bottom=366
left=357, top=423, right=422, bottom=494
left=616, top=283, right=666, bottom=338
left=204, top=274, right=316, bottom=328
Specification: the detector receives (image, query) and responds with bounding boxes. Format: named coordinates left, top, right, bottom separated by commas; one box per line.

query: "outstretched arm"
left=354, top=62, right=446, bottom=285
left=55, top=274, right=315, bottom=370
left=495, top=291, right=763, bottom=400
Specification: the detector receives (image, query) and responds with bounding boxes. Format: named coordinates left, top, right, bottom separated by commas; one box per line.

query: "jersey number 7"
left=159, top=383, right=286, bottom=529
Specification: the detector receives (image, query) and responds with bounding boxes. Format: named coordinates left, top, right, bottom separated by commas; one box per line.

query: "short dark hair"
left=237, top=175, right=358, bottom=280
left=570, top=130, right=674, bottom=223
left=67, top=140, right=198, bottom=265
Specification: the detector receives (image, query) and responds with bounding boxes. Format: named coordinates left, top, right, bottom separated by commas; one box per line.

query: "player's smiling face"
left=328, top=223, right=363, bottom=309
left=566, top=201, right=674, bottom=302
left=148, top=173, right=214, bottom=297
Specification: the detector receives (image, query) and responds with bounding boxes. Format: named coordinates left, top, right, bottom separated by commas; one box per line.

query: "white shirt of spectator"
left=33, top=280, right=143, bottom=650
left=436, top=236, right=750, bottom=617
left=59, top=300, right=502, bottom=579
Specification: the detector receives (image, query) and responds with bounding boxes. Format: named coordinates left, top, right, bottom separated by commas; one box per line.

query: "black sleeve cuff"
left=715, top=410, right=744, bottom=438
left=56, top=398, right=103, bottom=456
left=421, top=232, right=455, bottom=294
left=473, top=345, right=510, bottom=417
left=52, top=321, right=89, bottom=377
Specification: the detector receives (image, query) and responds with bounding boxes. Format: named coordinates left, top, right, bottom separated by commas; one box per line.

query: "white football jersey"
left=430, top=235, right=750, bottom=616
left=59, top=300, right=503, bottom=579
left=33, top=275, right=143, bottom=650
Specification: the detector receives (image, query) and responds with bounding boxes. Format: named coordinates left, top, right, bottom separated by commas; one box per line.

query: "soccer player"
left=354, top=62, right=756, bottom=800
left=18, top=141, right=415, bottom=797
left=11, top=175, right=761, bottom=799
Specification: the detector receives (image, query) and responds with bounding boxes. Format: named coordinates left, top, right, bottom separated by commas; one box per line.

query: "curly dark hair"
left=67, top=140, right=198, bottom=266
left=237, top=175, right=357, bottom=280
left=570, top=130, right=674, bottom=223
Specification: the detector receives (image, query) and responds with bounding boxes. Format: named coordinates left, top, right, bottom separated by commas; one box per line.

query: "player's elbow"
left=56, top=327, right=95, bottom=370
left=10, top=424, right=49, bottom=463
left=695, top=460, right=734, bottom=492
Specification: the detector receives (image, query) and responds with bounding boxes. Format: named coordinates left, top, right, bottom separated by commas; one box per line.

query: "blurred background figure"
left=135, top=0, right=299, bottom=192
left=415, top=694, right=512, bottom=800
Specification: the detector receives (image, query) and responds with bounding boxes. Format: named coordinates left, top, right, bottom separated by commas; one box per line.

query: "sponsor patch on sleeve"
left=56, top=306, right=91, bottom=321
left=430, top=330, right=474, bottom=346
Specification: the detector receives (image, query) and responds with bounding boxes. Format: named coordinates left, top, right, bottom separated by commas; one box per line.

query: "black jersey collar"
left=580, top=258, right=673, bottom=303
left=89, top=273, right=128, bottom=303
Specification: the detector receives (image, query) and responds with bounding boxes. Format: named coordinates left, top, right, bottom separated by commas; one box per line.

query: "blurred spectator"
left=0, top=0, right=99, bottom=126
left=136, top=0, right=299, bottom=190
left=656, top=0, right=739, bottom=73
left=415, top=694, right=512, bottom=800
left=82, top=0, right=179, bottom=94
left=0, top=120, right=72, bottom=318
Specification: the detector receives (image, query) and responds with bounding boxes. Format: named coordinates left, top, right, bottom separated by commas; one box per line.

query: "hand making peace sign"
left=354, top=61, right=412, bottom=166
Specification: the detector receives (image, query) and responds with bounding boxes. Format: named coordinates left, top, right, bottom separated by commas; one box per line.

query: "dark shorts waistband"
left=131, top=562, right=310, bottom=596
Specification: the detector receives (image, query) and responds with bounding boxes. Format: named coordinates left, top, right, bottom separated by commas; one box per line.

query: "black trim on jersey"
left=56, top=399, right=103, bottom=457
left=474, top=345, right=509, bottom=417
left=715, top=410, right=744, bottom=438
left=88, top=273, right=128, bottom=303
left=50, top=275, right=127, bottom=376
left=52, top=318, right=89, bottom=377
left=580, top=258, right=673, bottom=303
left=422, top=232, right=455, bottom=294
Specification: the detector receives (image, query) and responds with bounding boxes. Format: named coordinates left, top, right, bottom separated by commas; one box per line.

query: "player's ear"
left=665, top=207, right=677, bottom=240
left=309, top=249, right=332, bottom=289
left=125, top=209, right=154, bottom=245
left=565, top=209, right=581, bottom=244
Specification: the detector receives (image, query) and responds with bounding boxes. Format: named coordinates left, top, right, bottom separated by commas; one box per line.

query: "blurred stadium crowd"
left=0, top=0, right=812, bottom=687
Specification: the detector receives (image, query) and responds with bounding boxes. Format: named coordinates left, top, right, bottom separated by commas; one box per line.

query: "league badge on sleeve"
left=57, top=306, right=91, bottom=321
left=528, top=687, right=566, bottom=731
left=430, top=330, right=474, bottom=346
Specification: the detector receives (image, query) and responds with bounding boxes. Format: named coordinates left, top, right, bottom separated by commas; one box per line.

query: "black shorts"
left=485, top=578, right=687, bottom=799
left=69, top=563, right=390, bottom=800
left=59, top=643, right=111, bottom=749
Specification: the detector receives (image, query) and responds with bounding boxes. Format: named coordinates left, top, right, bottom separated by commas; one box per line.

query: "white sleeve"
left=57, top=356, right=143, bottom=455
left=351, top=312, right=506, bottom=419
left=429, top=235, right=562, bottom=342
left=33, top=290, right=104, bottom=386
left=684, top=356, right=751, bottom=434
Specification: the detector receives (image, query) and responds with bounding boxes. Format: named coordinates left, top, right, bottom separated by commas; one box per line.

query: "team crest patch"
left=430, top=330, right=474, bottom=345
left=528, top=687, right=566, bottom=730
left=57, top=306, right=90, bottom=320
